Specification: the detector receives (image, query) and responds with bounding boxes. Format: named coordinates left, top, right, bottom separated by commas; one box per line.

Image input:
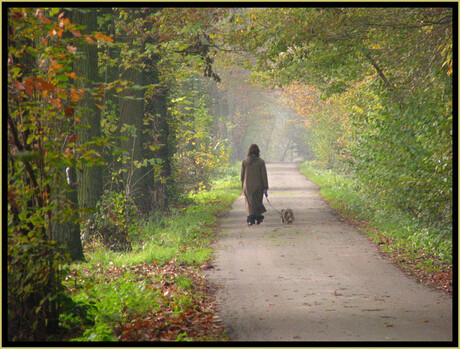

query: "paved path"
left=207, top=162, right=453, bottom=342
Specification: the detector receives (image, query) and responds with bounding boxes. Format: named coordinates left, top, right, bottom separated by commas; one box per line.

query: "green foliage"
left=344, top=78, right=452, bottom=231
left=81, top=191, right=140, bottom=252
left=170, top=75, right=232, bottom=193
left=8, top=7, right=80, bottom=241
left=94, top=7, right=230, bottom=211
left=71, top=276, right=161, bottom=341
left=7, top=231, right=70, bottom=341
left=232, top=8, right=453, bottom=93
left=7, top=6, right=233, bottom=342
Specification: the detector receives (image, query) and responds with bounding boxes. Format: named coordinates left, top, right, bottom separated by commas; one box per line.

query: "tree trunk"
left=140, top=45, right=172, bottom=213
left=50, top=167, right=84, bottom=261
left=116, top=8, right=172, bottom=214
left=119, top=67, right=145, bottom=207
left=73, top=9, right=104, bottom=209
left=147, top=86, right=172, bottom=212
left=99, top=7, right=120, bottom=190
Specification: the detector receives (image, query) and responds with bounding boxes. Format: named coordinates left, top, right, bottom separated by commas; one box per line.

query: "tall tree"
left=115, top=8, right=161, bottom=214
left=72, top=8, right=104, bottom=209
left=143, top=71, right=172, bottom=211
left=135, top=8, right=172, bottom=212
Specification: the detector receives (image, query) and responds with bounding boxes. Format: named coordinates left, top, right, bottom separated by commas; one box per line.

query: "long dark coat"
left=241, top=155, right=269, bottom=216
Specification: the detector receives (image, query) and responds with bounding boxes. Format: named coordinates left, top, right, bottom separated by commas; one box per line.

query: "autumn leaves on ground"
left=67, top=262, right=226, bottom=341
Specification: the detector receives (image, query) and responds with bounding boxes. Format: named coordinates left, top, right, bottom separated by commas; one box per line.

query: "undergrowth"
left=300, top=161, right=452, bottom=292
left=62, top=166, right=241, bottom=341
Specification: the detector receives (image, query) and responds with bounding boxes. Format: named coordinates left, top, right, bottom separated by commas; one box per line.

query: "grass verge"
left=61, top=167, right=241, bottom=341
left=300, top=161, right=452, bottom=294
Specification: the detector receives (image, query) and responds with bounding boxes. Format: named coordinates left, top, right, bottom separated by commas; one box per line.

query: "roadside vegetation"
left=300, top=162, right=453, bottom=294
left=60, top=167, right=240, bottom=341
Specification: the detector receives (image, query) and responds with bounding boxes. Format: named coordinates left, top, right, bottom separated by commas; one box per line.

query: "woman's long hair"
left=247, top=144, right=260, bottom=157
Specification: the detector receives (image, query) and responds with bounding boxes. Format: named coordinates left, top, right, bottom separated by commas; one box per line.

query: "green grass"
left=63, top=166, right=241, bottom=341
left=300, top=161, right=452, bottom=267
left=83, top=172, right=241, bottom=269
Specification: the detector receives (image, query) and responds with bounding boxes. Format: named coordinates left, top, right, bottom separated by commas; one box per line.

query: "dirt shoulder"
left=206, top=162, right=453, bottom=342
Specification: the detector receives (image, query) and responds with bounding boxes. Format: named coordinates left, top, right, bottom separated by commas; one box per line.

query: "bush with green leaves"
left=81, top=191, right=141, bottom=252
left=7, top=232, right=69, bottom=341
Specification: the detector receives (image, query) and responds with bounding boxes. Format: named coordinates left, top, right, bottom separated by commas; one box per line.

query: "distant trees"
left=224, top=7, right=454, bottom=231
left=203, top=64, right=307, bottom=162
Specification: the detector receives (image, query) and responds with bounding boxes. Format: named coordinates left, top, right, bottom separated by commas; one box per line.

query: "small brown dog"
left=280, top=208, right=295, bottom=224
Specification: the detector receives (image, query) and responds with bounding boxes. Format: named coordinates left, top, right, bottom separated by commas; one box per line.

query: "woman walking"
left=241, top=144, right=269, bottom=225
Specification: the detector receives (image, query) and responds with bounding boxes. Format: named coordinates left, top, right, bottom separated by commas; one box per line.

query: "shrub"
left=7, top=232, right=69, bottom=341
left=81, top=191, right=140, bottom=252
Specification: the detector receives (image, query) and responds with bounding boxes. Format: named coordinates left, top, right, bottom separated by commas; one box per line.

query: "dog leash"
left=265, top=196, right=282, bottom=216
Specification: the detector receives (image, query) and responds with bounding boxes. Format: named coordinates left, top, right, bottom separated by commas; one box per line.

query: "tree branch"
left=364, top=52, right=394, bottom=92
left=8, top=113, right=44, bottom=209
